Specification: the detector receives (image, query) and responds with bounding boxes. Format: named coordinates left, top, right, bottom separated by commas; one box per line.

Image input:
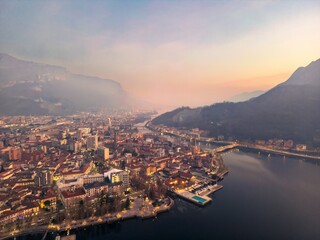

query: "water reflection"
left=15, top=151, right=320, bottom=240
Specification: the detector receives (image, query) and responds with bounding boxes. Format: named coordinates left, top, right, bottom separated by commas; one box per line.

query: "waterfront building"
left=84, top=181, right=109, bottom=197
left=56, top=173, right=103, bottom=191
left=83, top=174, right=104, bottom=184
left=60, top=187, right=86, bottom=208
left=104, top=169, right=129, bottom=190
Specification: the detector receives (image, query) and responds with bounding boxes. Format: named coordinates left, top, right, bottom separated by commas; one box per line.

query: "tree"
left=120, top=160, right=126, bottom=170
left=125, top=197, right=130, bottom=210
left=114, top=196, right=122, bottom=212
left=148, top=187, right=155, bottom=200
left=156, top=178, right=167, bottom=197
left=78, top=200, right=85, bottom=219
left=44, top=200, right=51, bottom=207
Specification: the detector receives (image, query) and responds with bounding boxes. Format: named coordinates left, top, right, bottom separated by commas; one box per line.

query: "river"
left=17, top=150, right=320, bottom=240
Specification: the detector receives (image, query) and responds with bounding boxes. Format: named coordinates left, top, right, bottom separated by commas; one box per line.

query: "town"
left=0, top=111, right=228, bottom=239
left=150, top=124, right=320, bottom=160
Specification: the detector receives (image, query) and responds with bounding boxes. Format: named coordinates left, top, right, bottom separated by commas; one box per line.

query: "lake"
left=17, top=150, right=320, bottom=240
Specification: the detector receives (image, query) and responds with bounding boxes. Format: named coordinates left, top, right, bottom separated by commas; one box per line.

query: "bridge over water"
left=147, top=123, right=320, bottom=161
left=238, top=145, right=320, bottom=161
left=212, top=144, right=239, bottom=153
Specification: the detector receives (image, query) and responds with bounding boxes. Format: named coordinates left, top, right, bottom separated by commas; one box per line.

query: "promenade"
left=0, top=198, right=174, bottom=240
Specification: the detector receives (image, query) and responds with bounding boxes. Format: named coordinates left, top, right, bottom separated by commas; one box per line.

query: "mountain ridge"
left=228, top=90, right=265, bottom=102
left=0, top=53, right=128, bottom=115
left=152, top=58, right=320, bottom=144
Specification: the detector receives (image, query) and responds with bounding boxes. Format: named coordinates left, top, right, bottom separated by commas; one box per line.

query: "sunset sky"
left=1, top=0, right=320, bottom=107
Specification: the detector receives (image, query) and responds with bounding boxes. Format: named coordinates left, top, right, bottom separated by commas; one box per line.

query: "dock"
left=174, top=184, right=223, bottom=206
left=175, top=190, right=212, bottom=206
left=198, top=184, right=223, bottom=196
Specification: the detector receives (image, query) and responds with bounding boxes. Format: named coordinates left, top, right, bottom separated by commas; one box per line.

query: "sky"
left=1, top=0, right=320, bottom=107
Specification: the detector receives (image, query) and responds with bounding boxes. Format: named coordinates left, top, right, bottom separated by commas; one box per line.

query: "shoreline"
left=0, top=198, right=174, bottom=240
left=145, top=122, right=320, bottom=161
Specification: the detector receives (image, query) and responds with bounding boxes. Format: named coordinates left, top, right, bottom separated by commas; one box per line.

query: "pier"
left=175, top=190, right=212, bottom=206
left=174, top=184, right=223, bottom=206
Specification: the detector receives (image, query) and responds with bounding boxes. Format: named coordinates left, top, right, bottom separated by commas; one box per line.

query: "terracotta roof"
left=61, top=188, right=86, bottom=199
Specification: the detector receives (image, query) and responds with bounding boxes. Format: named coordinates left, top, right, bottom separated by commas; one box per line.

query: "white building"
left=56, top=173, right=104, bottom=191
left=104, top=169, right=129, bottom=190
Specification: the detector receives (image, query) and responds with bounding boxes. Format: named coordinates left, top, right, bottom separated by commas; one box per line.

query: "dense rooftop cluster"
left=0, top=111, right=226, bottom=236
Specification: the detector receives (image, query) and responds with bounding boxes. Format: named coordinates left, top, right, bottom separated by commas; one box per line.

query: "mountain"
left=228, top=90, right=265, bottom=102
left=152, top=59, right=320, bottom=144
left=0, top=53, right=128, bottom=115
